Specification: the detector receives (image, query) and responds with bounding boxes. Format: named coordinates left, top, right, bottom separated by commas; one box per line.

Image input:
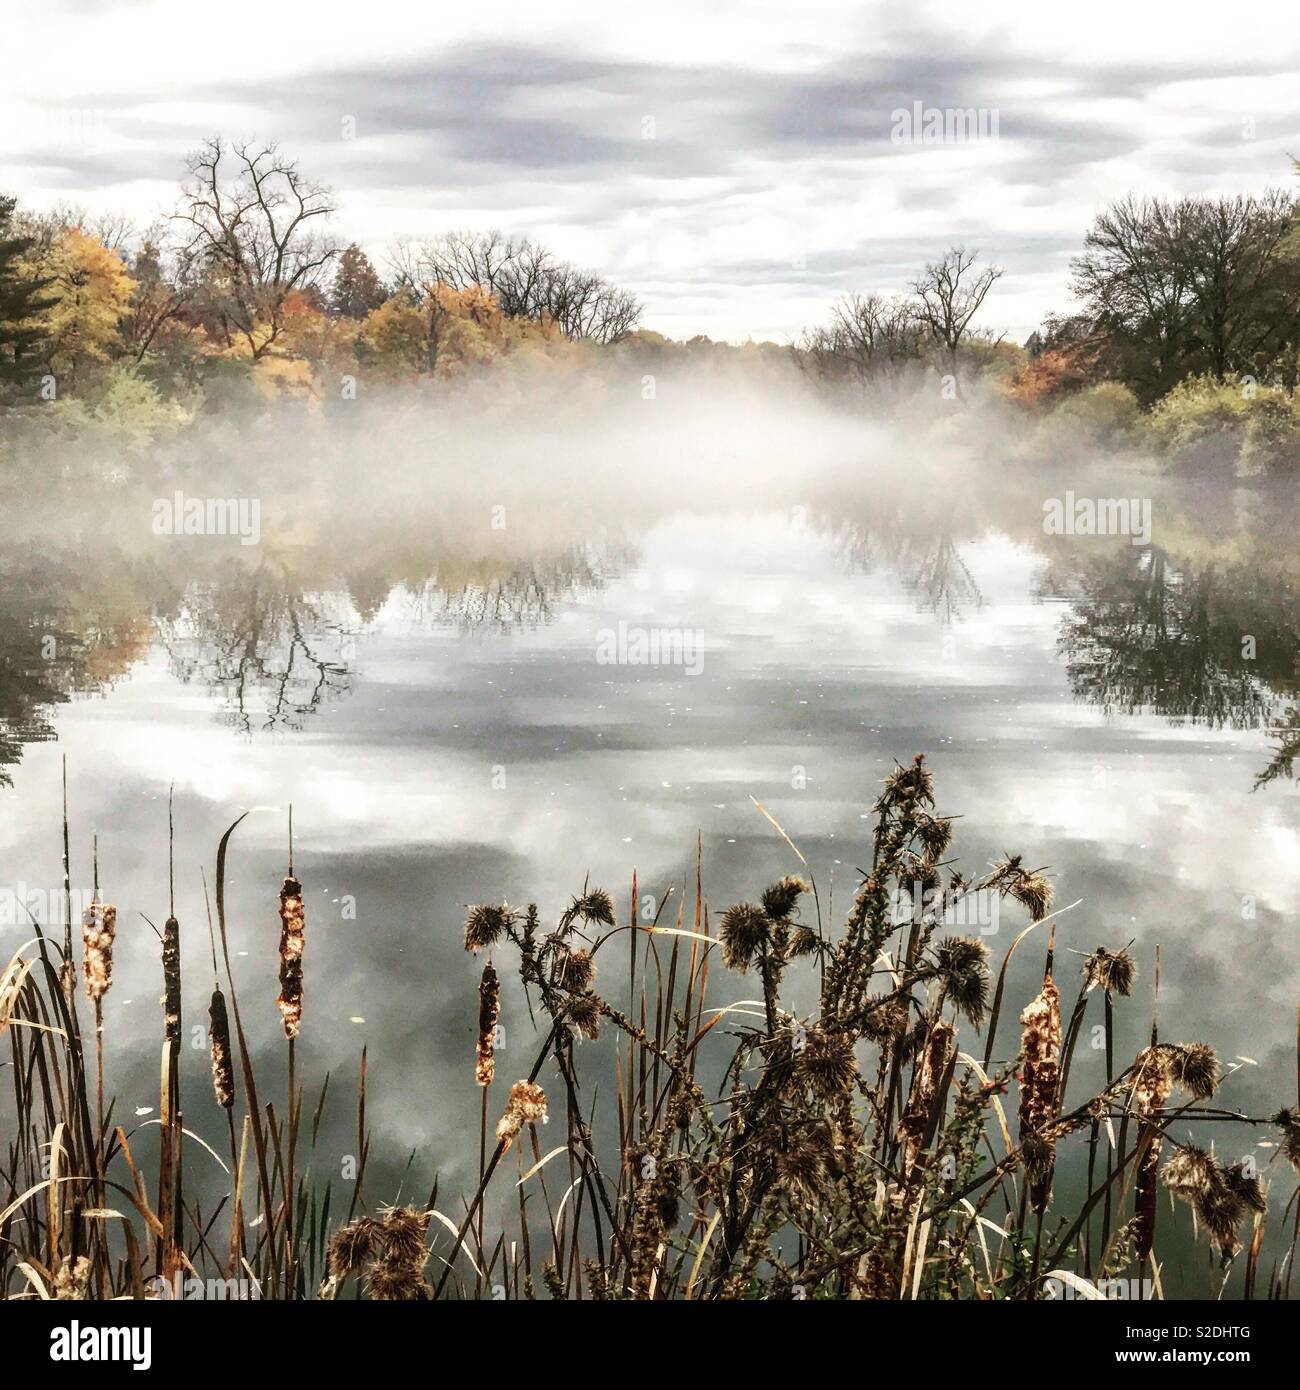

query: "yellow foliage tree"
left=35, top=229, right=136, bottom=383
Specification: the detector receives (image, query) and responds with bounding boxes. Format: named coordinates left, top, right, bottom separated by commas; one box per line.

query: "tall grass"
left=2, top=755, right=1297, bottom=1300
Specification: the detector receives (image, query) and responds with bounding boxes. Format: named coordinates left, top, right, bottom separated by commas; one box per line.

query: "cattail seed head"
left=496, top=1079, right=548, bottom=1151
left=476, top=960, right=500, bottom=1086
left=82, top=902, right=116, bottom=1000
left=1018, top=972, right=1062, bottom=1212
left=208, top=985, right=234, bottom=1110
left=276, top=873, right=305, bottom=1040
left=162, top=915, right=182, bottom=1042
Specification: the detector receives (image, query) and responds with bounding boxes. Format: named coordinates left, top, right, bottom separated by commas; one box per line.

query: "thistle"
left=719, top=902, right=768, bottom=971
left=464, top=902, right=517, bottom=953
left=1083, top=945, right=1136, bottom=996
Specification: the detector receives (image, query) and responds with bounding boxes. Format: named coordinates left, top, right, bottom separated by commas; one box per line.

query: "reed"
left=2, top=754, right=1297, bottom=1301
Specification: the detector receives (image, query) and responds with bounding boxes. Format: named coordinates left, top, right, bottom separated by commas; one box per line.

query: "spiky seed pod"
left=208, top=986, right=235, bottom=1110
left=326, top=1216, right=380, bottom=1279
left=573, top=889, right=615, bottom=927
left=376, top=1205, right=430, bottom=1265
left=860, top=994, right=910, bottom=1045
left=877, top=753, right=935, bottom=811
left=567, top=991, right=602, bottom=1040
left=1168, top=1042, right=1220, bottom=1100
left=475, top=960, right=500, bottom=1087
left=913, top=811, right=953, bottom=860
left=796, top=1027, right=858, bottom=1100
left=1162, top=1143, right=1216, bottom=1198
left=788, top=924, right=820, bottom=958
left=775, top=1123, right=832, bottom=1199
left=719, top=902, right=769, bottom=971
left=276, top=874, right=305, bottom=1039
left=1271, top=1108, right=1300, bottom=1174
left=464, top=902, right=516, bottom=952
left=934, top=935, right=991, bottom=1027
left=495, top=1079, right=548, bottom=1152
left=761, top=875, right=810, bottom=924
left=1083, top=946, right=1136, bottom=997
left=1012, top=873, right=1052, bottom=922
left=1223, top=1161, right=1267, bottom=1215
left=81, top=902, right=117, bottom=1000
left=162, top=914, right=182, bottom=1042
left=1018, top=972, right=1062, bottom=1212
left=556, top=946, right=594, bottom=993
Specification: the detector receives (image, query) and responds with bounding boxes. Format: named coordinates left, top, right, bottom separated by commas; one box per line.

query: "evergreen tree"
left=0, top=195, right=55, bottom=384
left=329, top=243, right=388, bottom=319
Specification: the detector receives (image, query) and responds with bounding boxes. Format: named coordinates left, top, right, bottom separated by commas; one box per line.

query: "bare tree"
left=390, top=228, right=640, bottom=344
left=912, top=247, right=1002, bottom=383
left=797, top=293, right=926, bottom=402
left=173, top=138, right=339, bottom=359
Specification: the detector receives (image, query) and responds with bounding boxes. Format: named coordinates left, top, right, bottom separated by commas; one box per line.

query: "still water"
left=2, top=436, right=1298, bottom=1288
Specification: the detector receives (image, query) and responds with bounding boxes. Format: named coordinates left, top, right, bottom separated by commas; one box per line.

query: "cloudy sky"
left=4, top=0, right=1298, bottom=342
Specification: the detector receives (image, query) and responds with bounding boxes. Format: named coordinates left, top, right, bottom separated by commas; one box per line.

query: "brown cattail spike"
left=1018, top=970, right=1062, bottom=1212
left=476, top=960, right=500, bottom=1087
left=209, top=985, right=235, bottom=1110
left=162, top=915, right=182, bottom=1041
left=277, top=873, right=305, bottom=1039
left=82, top=902, right=117, bottom=1000
left=495, top=1079, right=547, bottom=1152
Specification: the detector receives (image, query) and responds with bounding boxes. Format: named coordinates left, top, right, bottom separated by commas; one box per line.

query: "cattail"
left=897, top=1017, right=955, bottom=1177
left=495, top=1079, right=548, bottom=1152
left=1131, top=1044, right=1173, bottom=1264
left=81, top=901, right=116, bottom=1000
left=276, top=873, right=305, bottom=1039
left=52, top=1255, right=91, bottom=1300
left=208, top=985, right=234, bottom=1110
left=162, top=915, right=182, bottom=1042
left=475, top=960, right=500, bottom=1086
left=1018, top=970, right=1062, bottom=1212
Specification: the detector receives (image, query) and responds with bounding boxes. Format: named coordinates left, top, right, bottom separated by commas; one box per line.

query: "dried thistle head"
left=566, top=991, right=602, bottom=1040
left=496, top=1079, right=548, bottom=1152
left=1083, top=946, right=1136, bottom=996
left=787, top=924, right=821, bottom=958
left=913, top=811, right=953, bottom=860
left=933, top=935, right=990, bottom=1026
left=326, top=1216, right=380, bottom=1279
left=208, top=986, right=235, bottom=1110
left=572, top=888, right=615, bottom=927
left=720, top=902, right=769, bottom=971
left=796, top=1027, right=858, bottom=1101
left=877, top=753, right=935, bottom=811
left=1271, top=1107, right=1300, bottom=1174
left=761, top=875, right=810, bottom=923
left=1168, top=1042, right=1220, bottom=1101
left=476, top=960, right=500, bottom=1086
left=991, top=858, right=1053, bottom=922
left=276, top=874, right=305, bottom=1040
left=81, top=902, right=117, bottom=1001
left=1162, top=1143, right=1216, bottom=1198
left=464, top=902, right=517, bottom=953
left=775, top=1123, right=833, bottom=1199
left=377, top=1205, right=430, bottom=1266
left=1222, top=1160, right=1267, bottom=1215
left=859, top=994, right=910, bottom=1046
left=555, top=946, right=594, bottom=993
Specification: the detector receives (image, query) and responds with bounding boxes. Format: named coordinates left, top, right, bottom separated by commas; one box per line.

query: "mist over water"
left=3, top=383, right=1299, bottom=1294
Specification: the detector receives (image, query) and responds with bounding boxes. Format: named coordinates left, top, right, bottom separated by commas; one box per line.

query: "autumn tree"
left=329, top=244, right=387, bottom=318
left=37, top=228, right=136, bottom=383
left=173, top=138, right=339, bottom=359
left=0, top=195, right=55, bottom=386
left=797, top=293, right=925, bottom=400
